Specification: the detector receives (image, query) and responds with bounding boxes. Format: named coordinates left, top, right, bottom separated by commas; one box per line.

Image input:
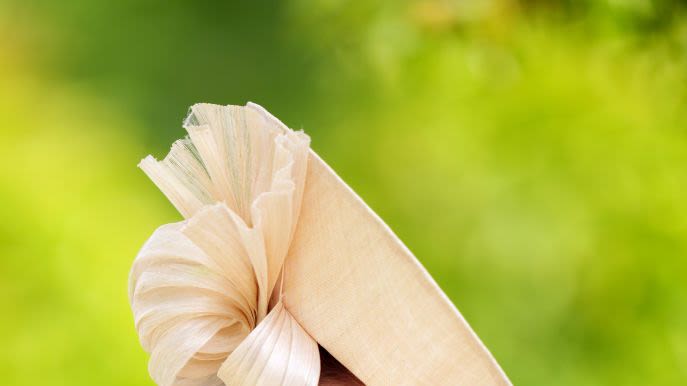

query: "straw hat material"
left=129, top=102, right=511, bottom=386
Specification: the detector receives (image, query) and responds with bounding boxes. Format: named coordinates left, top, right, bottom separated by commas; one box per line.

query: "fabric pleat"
left=130, top=103, right=319, bottom=386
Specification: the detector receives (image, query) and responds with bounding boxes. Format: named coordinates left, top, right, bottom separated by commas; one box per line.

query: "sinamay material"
left=129, top=102, right=511, bottom=386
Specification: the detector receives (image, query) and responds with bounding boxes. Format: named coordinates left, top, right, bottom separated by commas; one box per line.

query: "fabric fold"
left=217, top=302, right=320, bottom=386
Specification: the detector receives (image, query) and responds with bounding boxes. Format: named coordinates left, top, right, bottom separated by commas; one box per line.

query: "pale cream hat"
left=129, top=102, right=510, bottom=385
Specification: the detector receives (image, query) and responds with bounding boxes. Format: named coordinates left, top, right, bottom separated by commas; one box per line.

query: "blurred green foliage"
left=0, top=1, right=686, bottom=385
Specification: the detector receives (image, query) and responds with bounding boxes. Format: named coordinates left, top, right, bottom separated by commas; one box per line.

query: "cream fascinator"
left=129, top=103, right=511, bottom=385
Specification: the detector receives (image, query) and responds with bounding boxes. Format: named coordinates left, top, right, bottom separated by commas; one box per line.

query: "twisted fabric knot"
left=129, top=103, right=319, bottom=386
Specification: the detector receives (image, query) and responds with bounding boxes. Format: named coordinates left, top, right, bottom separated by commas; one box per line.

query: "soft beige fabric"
left=284, top=152, right=511, bottom=385
left=129, top=102, right=511, bottom=386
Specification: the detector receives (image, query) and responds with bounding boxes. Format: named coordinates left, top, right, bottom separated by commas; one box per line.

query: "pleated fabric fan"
left=128, top=102, right=511, bottom=385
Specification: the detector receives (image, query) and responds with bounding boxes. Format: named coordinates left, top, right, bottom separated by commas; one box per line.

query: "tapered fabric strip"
left=283, top=152, right=511, bottom=385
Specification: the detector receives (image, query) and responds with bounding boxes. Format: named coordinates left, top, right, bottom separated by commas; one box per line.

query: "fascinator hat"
left=129, top=103, right=511, bottom=385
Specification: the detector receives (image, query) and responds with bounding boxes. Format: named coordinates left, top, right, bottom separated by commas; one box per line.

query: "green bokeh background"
left=1, top=1, right=686, bottom=385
